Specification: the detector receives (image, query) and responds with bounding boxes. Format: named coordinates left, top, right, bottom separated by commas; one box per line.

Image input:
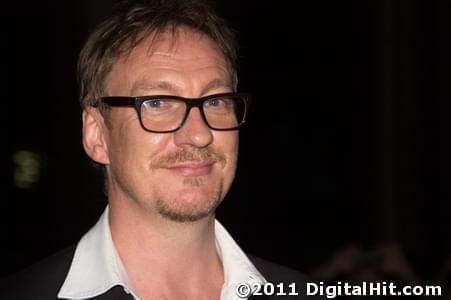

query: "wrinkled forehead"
left=118, top=27, right=230, bottom=72
left=106, top=27, right=234, bottom=96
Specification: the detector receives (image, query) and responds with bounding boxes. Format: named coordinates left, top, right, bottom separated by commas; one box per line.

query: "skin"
left=82, top=27, right=238, bottom=299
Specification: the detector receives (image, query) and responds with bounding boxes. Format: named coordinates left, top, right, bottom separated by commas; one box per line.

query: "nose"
left=173, top=107, right=213, bottom=149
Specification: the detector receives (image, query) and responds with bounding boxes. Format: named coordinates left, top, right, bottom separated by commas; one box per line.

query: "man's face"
left=90, top=28, right=238, bottom=222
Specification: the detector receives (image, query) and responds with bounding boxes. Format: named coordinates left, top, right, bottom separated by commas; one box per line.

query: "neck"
left=108, top=198, right=224, bottom=299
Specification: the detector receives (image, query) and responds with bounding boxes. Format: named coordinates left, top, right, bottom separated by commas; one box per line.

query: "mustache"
left=150, top=147, right=227, bottom=169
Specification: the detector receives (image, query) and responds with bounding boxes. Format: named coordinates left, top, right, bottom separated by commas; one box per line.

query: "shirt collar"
left=214, top=221, right=267, bottom=299
left=58, top=206, right=135, bottom=299
left=58, top=205, right=266, bottom=299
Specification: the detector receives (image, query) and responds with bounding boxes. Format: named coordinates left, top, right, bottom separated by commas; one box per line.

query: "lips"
left=163, top=161, right=215, bottom=176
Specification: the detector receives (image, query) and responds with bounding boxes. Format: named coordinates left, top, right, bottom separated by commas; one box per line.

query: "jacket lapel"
left=91, top=285, right=134, bottom=300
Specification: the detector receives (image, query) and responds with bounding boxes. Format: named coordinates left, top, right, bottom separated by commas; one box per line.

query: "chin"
left=156, top=195, right=221, bottom=223
left=154, top=181, right=224, bottom=223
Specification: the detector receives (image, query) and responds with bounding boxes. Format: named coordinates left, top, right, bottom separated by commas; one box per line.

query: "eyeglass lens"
left=140, top=96, right=246, bottom=132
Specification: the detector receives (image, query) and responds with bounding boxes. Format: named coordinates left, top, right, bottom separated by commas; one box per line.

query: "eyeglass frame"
left=94, top=92, right=252, bottom=133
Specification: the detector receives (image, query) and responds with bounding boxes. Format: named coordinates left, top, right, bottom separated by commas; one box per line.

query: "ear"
left=82, top=107, right=110, bottom=165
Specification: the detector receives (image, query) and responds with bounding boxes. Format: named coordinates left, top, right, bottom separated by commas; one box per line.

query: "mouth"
left=163, top=161, right=215, bottom=176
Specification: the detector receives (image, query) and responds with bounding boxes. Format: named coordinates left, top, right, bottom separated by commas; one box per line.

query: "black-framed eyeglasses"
left=96, top=92, right=251, bottom=133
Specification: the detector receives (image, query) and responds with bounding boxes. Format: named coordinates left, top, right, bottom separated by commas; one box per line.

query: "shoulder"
left=248, top=255, right=325, bottom=299
left=0, top=245, right=76, bottom=300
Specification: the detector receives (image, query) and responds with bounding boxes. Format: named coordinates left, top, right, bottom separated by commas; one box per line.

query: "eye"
left=145, top=99, right=163, bottom=108
left=141, top=99, right=183, bottom=115
left=206, top=98, right=227, bottom=108
left=142, top=99, right=174, bottom=111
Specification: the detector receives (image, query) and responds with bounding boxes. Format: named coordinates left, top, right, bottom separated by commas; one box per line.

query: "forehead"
left=106, top=28, right=232, bottom=95
left=140, top=28, right=225, bottom=61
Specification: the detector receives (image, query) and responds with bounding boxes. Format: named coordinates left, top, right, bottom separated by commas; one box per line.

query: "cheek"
left=107, top=118, right=171, bottom=169
left=219, top=132, right=239, bottom=194
left=215, top=131, right=239, bottom=170
left=144, top=132, right=169, bottom=151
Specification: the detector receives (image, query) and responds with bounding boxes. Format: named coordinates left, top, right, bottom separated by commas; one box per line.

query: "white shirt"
left=57, top=206, right=266, bottom=299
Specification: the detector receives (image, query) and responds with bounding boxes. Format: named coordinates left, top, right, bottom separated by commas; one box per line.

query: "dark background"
left=2, top=0, right=451, bottom=284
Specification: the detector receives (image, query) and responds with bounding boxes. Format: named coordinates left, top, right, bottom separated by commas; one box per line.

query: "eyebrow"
left=200, top=78, right=232, bottom=95
left=131, top=80, right=178, bottom=95
left=131, top=78, right=232, bottom=96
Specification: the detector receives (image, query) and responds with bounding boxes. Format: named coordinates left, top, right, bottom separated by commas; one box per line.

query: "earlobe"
left=82, top=107, right=110, bottom=165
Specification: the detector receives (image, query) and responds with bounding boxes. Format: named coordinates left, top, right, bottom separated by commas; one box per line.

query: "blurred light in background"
left=12, top=150, right=45, bottom=189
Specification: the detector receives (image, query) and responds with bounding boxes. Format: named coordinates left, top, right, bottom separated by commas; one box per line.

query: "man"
left=1, top=0, right=315, bottom=299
